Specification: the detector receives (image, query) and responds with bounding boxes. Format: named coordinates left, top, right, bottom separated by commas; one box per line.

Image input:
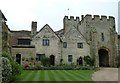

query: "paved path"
left=92, top=68, right=118, bottom=81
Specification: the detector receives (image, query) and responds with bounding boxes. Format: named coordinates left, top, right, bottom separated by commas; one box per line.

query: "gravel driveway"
left=92, top=68, right=118, bottom=82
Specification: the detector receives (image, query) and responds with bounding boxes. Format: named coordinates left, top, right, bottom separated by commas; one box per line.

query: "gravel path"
left=92, top=68, right=118, bottom=81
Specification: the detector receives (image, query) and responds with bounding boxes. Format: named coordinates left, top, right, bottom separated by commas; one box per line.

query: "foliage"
left=2, top=51, right=23, bottom=82
left=46, top=65, right=95, bottom=70
left=27, top=64, right=95, bottom=70
left=41, top=57, right=50, bottom=67
left=84, top=56, right=95, bottom=66
left=2, top=57, right=12, bottom=83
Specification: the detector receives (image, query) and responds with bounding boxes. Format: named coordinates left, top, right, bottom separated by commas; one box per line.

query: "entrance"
left=77, top=57, right=83, bottom=65
left=50, top=55, right=55, bottom=66
left=16, top=54, right=21, bottom=64
left=98, top=49, right=109, bottom=67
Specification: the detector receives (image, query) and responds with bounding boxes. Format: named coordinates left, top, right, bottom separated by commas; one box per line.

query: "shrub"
left=2, top=57, right=12, bottom=83
left=41, top=57, right=50, bottom=67
left=84, top=56, right=95, bottom=66
left=2, top=52, right=23, bottom=82
left=11, top=61, right=23, bottom=80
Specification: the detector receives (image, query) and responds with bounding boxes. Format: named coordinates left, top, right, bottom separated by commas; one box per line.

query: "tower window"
left=77, top=43, right=83, bottom=48
left=63, top=42, right=67, bottom=48
left=42, top=39, right=49, bottom=46
left=101, top=33, right=104, bottom=41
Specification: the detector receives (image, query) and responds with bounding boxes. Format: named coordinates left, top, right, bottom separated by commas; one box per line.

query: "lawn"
left=14, top=70, right=94, bottom=83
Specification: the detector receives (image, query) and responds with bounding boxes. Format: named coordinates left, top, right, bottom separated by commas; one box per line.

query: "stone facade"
left=78, top=15, right=118, bottom=67
left=31, top=24, right=61, bottom=65
left=2, top=13, right=119, bottom=67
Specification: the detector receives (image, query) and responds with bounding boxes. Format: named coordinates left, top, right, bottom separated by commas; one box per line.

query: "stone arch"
left=98, top=48, right=109, bottom=67
left=16, top=54, right=21, bottom=64
left=50, top=55, right=55, bottom=66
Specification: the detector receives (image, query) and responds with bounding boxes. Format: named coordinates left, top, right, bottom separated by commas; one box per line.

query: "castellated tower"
left=78, top=14, right=118, bottom=67
left=63, top=16, right=79, bottom=33
left=31, top=21, right=37, bottom=37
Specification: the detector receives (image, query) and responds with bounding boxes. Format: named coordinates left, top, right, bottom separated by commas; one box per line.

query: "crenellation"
left=80, top=15, right=115, bottom=22
left=93, top=15, right=100, bottom=20
left=81, top=15, right=84, bottom=20
left=100, top=15, right=107, bottom=20
left=108, top=16, right=115, bottom=21
left=76, top=17, right=79, bottom=22
left=84, top=14, right=92, bottom=19
left=70, top=16, right=74, bottom=20
left=64, top=16, right=80, bottom=22
left=64, top=16, right=68, bottom=20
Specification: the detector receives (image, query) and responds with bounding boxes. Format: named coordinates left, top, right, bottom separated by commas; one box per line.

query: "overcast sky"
left=0, top=0, right=119, bottom=32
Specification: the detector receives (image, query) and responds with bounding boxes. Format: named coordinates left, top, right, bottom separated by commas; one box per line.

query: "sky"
left=0, top=0, right=119, bottom=32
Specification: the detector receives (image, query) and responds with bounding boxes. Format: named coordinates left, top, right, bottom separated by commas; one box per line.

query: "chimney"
left=31, top=21, right=37, bottom=36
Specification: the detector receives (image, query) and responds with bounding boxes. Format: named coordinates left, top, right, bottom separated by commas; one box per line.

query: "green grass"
left=14, top=70, right=94, bottom=82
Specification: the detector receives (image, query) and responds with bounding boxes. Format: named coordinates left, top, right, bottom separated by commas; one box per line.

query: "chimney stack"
left=31, top=21, right=37, bottom=37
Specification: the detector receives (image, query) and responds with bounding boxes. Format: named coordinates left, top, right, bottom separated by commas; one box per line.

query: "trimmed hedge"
left=25, top=65, right=95, bottom=70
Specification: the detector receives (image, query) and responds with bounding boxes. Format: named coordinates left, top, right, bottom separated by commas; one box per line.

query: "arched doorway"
left=16, top=54, right=21, bottom=64
left=77, top=57, right=83, bottom=65
left=50, top=55, right=55, bottom=66
left=98, top=49, right=109, bottom=67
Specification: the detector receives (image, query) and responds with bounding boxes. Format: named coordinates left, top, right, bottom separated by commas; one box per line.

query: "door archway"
left=98, top=49, right=109, bottom=67
left=50, top=55, right=55, bottom=66
left=16, top=54, right=21, bottom=64
left=78, top=57, right=83, bottom=65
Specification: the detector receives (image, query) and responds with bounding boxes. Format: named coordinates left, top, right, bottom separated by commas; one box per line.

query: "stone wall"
left=11, top=46, right=35, bottom=66
left=78, top=14, right=118, bottom=67
left=9, top=14, right=119, bottom=67
left=11, top=31, right=31, bottom=45
left=61, top=17, right=90, bottom=65
left=31, top=24, right=61, bottom=65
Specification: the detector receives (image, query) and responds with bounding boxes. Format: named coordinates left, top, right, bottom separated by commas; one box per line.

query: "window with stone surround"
left=42, top=39, right=49, bottom=46
left=18, top=39, right=31, bottom=45
left=63, top=42, right=67, bottom=48
left=68, top=55, right=72, bottom=62
left=36, top=54, right=45, bottom=61
left=77, top=43, right=83, bottom=48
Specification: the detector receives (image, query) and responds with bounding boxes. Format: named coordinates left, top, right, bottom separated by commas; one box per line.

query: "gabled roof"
left=0, top=10, right=7, bottom=21
left=34, top=24, right=61, bottom=40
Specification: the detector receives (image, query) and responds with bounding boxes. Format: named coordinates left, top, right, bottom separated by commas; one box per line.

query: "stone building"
left=1, top=12, right=119, bottom=67
left=0, top=10, right=11, bottom=54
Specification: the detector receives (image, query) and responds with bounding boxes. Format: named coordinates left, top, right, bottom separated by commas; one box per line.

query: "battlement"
left=64, top=16, right=80, bottom=22
left=82, top=14, right=115, bottom=21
